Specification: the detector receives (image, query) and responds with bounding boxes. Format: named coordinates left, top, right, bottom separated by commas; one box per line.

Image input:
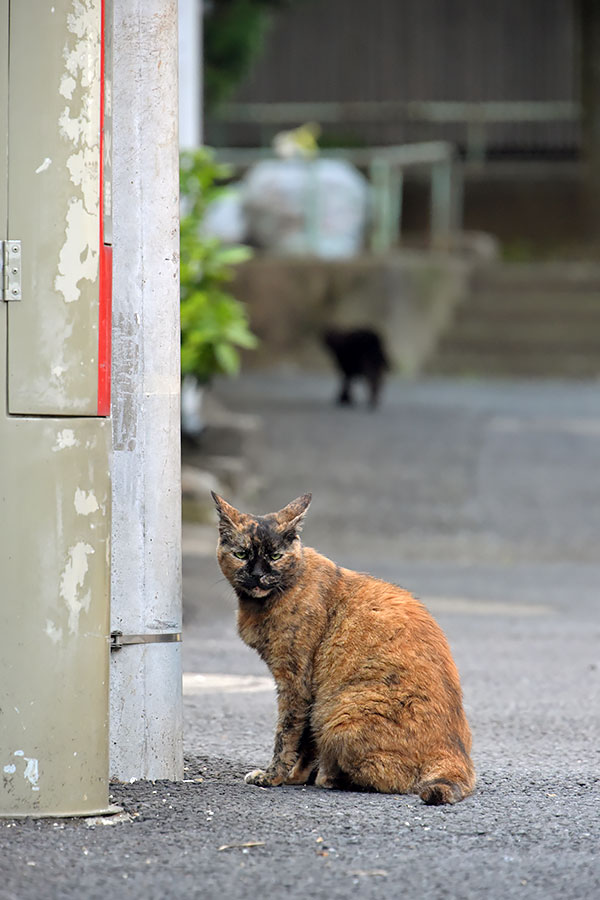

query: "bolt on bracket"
left=110, top=630, right=182, bottom=651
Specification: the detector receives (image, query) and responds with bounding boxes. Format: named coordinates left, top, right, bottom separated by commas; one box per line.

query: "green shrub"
left=180, top=148, right=257, bottom=382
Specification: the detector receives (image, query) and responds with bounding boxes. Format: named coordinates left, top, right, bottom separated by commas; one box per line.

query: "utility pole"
left=579, top=0, right=600, bottom=215
left=179, top=0, right=203, bottom=148
left=109, top=0, right=183, bottom=781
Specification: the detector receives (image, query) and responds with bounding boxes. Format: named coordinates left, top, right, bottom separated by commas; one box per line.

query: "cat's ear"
left=275, top=493, right=312, bottom=535
left=211, top=492, right=243, bottom=538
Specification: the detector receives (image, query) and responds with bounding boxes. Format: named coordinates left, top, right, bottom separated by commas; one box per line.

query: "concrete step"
left=181, top=389, right=264, bottom=522
left=471, top=263, right=600, bottom=293
left=457, top=293, right=600, bottom=316
left=428, top=350, right=600, bottom=377
left=436, top=336, right=600, bottom=355
left=441, top=320, right=600, bottom=345
left=427, top=263, right=600, bottom=377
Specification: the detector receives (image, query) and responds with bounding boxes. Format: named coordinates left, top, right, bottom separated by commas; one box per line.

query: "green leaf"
left=214, top=341, right=241, bottom=375
left=215, top=245, right=254, bottom=266
left=179, top=147, right=257, bottom=382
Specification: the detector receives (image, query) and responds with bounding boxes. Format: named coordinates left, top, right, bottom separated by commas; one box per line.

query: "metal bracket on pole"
left=1, top=241, right=22, bottom=301
left=110, top=631, right=182, bottom=651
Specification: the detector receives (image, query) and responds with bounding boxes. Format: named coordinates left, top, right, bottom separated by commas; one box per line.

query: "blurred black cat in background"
left=323, top=328, right=390, bottom=410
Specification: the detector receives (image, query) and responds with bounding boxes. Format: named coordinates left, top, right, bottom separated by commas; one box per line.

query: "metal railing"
left=213, top=100, right=580, bottom=165
left=216, top=142, right=462, bottom=253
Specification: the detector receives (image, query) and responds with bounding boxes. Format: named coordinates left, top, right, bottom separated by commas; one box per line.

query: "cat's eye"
left=232, top=550, right=249, bottom=560
left=270, top=552, right=283, bottom=561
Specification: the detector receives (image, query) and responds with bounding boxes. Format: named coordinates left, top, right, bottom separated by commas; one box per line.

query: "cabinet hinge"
left=1, top=240, right=22, bottom=301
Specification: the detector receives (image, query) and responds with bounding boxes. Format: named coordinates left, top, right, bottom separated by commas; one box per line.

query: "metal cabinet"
left=6, top=0, right=111, bottom=416
left=1, top=0, right=113, bottom=817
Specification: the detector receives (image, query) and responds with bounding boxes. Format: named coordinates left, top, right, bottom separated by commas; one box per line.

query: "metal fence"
left=212, top=101, right=580, bottom=165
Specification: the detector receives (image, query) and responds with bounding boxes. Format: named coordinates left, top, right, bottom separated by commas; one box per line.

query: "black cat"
left=323, top=328, right=390, bottom=410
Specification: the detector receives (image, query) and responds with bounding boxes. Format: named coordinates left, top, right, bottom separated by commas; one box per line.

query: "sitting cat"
left=212, top=491, right=475, bottom=805
left=322, top=327, right=390, bottom=409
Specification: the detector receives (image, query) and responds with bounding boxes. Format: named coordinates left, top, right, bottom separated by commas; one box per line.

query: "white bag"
left=242, top=158, right=369, bottom=258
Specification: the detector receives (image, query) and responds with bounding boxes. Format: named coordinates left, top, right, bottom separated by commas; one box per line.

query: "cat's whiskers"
left=212, top=576, right=229, bottom=588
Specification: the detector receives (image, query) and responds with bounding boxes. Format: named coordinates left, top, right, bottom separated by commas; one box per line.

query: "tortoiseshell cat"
left=212, top=491, right=475, bottom=805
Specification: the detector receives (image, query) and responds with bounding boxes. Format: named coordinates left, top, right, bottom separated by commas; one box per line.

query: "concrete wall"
left=232, top=251, right=471, bottom=376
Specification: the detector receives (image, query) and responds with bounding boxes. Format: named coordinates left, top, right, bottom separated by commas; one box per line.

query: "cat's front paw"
left=244, top=768, right=283, bottom=787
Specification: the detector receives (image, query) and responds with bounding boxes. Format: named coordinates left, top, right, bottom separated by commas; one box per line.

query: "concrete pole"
left=179, top=0, right=202, bottom=148
left=578, top=0, right=600, bottom=233
left=110, top=0, right=183, bottom=781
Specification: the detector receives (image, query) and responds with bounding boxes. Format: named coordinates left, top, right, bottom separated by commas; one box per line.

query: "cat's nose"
left=250, top=561, right=267, bottom=578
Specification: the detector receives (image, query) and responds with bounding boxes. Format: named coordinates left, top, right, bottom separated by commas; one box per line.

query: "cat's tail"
left=417, top=778, right=469, bottom=805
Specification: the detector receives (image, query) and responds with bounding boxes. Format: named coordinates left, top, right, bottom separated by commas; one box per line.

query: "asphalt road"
left=3, top=374, right=600, bottom=899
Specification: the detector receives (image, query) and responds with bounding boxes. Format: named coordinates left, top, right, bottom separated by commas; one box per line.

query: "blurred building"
left=207, top=0, right=579, bottom=160
left=205, top=0, right=596, bottom=254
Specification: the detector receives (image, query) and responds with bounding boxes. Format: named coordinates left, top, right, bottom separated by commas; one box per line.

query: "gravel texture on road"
left=2, top=375, right=599, bottom=900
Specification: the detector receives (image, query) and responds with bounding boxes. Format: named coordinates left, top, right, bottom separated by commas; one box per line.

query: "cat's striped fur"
left=212, top=492, right=475, bottom=805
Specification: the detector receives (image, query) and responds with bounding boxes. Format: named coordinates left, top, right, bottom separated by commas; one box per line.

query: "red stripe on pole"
left=97, top=245, right=112, bottom=416
left=97, top=0, right=111, bottom=416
